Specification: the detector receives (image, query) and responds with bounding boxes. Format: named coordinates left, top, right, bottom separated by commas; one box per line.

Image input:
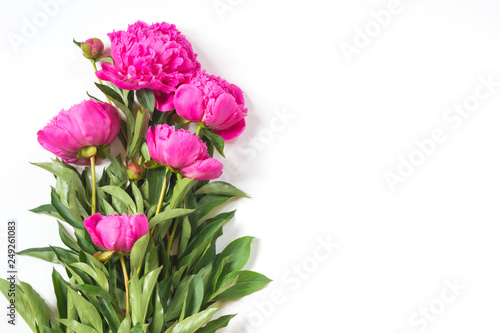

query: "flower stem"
left=91, top=60, right=113, bottom=105
left=155, top=167, right=169, bottom=217
left=166, top=173, right=183, bottom=254
left=119, top=254, right=130, bottom=316
left=166, top=217, right=179, bottom=256
left=195, top=124, right=202, bottom=136
left=90, top=155, right=97, bottom=215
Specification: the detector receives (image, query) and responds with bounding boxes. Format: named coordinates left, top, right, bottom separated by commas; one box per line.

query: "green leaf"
left=129, top=273, right=142, bottom=326
left=19, top=281, right=51, bottom=331
left=100, top=185, right=137, bottom=214
left=171, top=307, right=220, bottom=333
left=196, top=314, right=236, bottom=333
left=177, top=217, right=191, bottom=257
left=130, top=234, right=150, bottom=274
left=217, top=236, right=254, bottom=280
left=202, top=130, right=225, bottom=157
left=209, top=274, right=239, bottom=301
left=195, top=195, right=233, bottom=220
left=98, top=56, right=114, bottom=64
left=30, top=204, right=58, bottom=215
left=150, top=287, right=164, bottom=333
left=98, top=298, right=123, bottom=333
left=144, top=238, right=159, bottom=276
left=17, top=247, right=67, bottom=264
left=136, top=88, right=155, bottom=112
left=164, top=276, right=193, bottom=322
left=100, top=198, right=118, bottom=215
left=117, top=315, right=132, bottom=333
left=170, top=178, right=197, bottom=208
left=139, top=266, right=162, bottom=323
left=73, top=38, right=82, bottom=47
left=131, top=324, right=147, bottom=333
left=0, top=279, right=35, bottom=332
left=73, top=284, right=113, bottom=302
left=67, top=288, right=103, bottom=333
left=213, top=271, right=271, bottom=301
left=182, top=217, right=228, bottom=259
left=52, top=269, right=68, bottom=322
left=97, top=148, right=127, bottom=185
left=145, top=167, right=170, bottom=207
left=58, top=222, right=80, bottom=252
left=70, top=262, right=109, bottom=292
left=51, top=188, right=83, bottom=229
left=185, top=273, right=204, bottom=317
left=32, top=160, right=86, bottom=197
left=59, top=319, right=100, bottom=333
left=95, top=83, right=124, bottom=103
left=128, top=108, right=149, bottom=157
left=195, top=181, right=248, bottom=198
left=149, top=208, right=195, bottom=228
left=131, top=182, right=144, bottom=214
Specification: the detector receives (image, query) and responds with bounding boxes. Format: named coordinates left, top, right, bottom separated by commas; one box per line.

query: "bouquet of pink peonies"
left=1, top=21, right=269, bottom=333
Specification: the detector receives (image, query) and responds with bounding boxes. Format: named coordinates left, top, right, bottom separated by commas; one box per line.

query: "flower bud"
left=81, top=38, right=104, bottom=60
left=80, top=146, right=97, bottom=158
left=127, top=162, right=144, bottom=180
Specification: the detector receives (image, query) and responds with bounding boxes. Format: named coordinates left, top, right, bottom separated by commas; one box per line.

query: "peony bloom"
left=37, top=99, right=121, bottom=165
left=84, top=213, right=149, bottom=253
left=96, top=21, right=200, bottom=111
left=147, top=125, right=223, bottom=180
left=173, top=71, right=248, bottom=140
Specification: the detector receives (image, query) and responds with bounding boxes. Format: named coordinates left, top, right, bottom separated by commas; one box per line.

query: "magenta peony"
left=84, top=213, right=149, bottom=253
left=147, top=124, right=223, bottom=180
left=96, top=21, right=200, bottom=111
left=173, top=71, right=247, bottom=140
left=37, top=99, right=121, bottom=165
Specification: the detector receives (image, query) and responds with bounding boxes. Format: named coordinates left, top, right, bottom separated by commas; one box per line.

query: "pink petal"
left=163, top=129, right=206, bottom=169
left=213, top=119, right=246, bottom=140
left=205, top=93, right=240, bottom=129
left=181, top=158, right=223, bottom=180
left=125, top=214, right=149, bottom=252
left=95, top=215, right=124, bottom=252
left=173, top=84, right=204, bottom=122
left=154, top=91, right=175, bottom=112
left=84, top=213, right=105, bottom=249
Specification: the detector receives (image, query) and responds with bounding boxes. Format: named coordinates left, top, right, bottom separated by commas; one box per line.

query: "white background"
left=1, top=0, right=500, bottom=332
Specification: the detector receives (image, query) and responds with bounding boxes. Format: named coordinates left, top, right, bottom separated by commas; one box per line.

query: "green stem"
left=155, top=167, right=169, bottom=217
left=166, top=218, right=179, bottom=257
left=90, top=155, right=97, bottom=215
left=119, top=254, right=130, bottom=316
left=166, top=173, right=183, bottom=253
left=195, top=124, right=202, bottom=136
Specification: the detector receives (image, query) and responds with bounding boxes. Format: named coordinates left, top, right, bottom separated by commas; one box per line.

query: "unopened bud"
left=81, top=38, right=104, bottom=60
left=127, top=162, right=144, bottom=180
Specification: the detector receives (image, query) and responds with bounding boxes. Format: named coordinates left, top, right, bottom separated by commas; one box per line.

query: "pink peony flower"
left=173, top=71, right=248, bottom=140
left=37, top=99, right=121, bottom=165
left=96, top=21, right=200, bottom=111
left=84, top=213, right=149, bottom=253
left=147, top=124, right=223, bottom=180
